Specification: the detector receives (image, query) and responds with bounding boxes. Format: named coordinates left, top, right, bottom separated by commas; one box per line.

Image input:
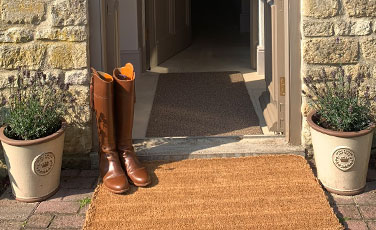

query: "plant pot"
left=307, top=111, right=375, bottom=195
left=0, top=122, right=67, bottom=202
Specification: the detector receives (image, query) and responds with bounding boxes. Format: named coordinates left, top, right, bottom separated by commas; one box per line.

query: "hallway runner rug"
left=83, top=155, right=342, bottom=230
left=146, top=72, right=262, bottom=137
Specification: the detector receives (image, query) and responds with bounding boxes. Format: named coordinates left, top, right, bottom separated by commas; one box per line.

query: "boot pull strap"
left=134, top=79, right=136, bottom=104
left=90, top=67, right=97, bottom=110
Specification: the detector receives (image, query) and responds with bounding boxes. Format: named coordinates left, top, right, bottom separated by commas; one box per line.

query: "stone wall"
left=0, top=0, right=92, bottom=166
left=301, top=0, right=376, bottom=150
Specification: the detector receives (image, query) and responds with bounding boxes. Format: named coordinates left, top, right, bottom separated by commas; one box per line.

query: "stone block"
left=59, top=189, right=93, bottom=201
left=65, top=105, right=91, bottom=125
left=61, top=169, right=81, bottom=177
left=343, top=0, right=376, bottom=18
left=63, top=125, right=92, bottom=155
left=0, top=28, right=33, bottom=43
left=302, top=0, right=339, bottom=18
left=60, top=177, right=96, bottom=189
left=68, top=85, right=90, bottom=104
left=0, top=199, right=37, bottom=221
left=354, top=190, right=376, bottom=205
left=35, top=201, right=80, bottom=214
left=345, top=220, right=368, bottom=230
left=35, top=26, right=87, bottom=42
left=1, top=0, right=46, bottom=24
left=303, top=38, right=359, bottom=64
left=359, top=206, right=376, bottom=219
left=64, top=85, right=91, bottom=124
left=303, top=65, right=338, bottom=81
left=303, top=21, right=334, bottom=37
left=65, top=69, right=90, bottom=85
left=301, top=119, right=312, bottom=148
left=62, top=154, right=91, bottom=169
left=25, top=214, right=53, bottom=228
left=52, top=0, right=88, bottom=26
left=48, top=43, right=87, bottom=70
left=0, top=220, right=24, bottom=230
left=336, top=205, right=362, bottom=220
left=79, top=170, right=99, bottom=177
left=49, top=214, right=85, bottom=229
left=367, top=221, right=376, bottom=230
left=329, top=194, right=355, bottom=205
left=0, top=44, right=47, bottom=70
left=334, top=20, right=372, bottom=36
left=343, top=64, right=372, bottom=78
left=360, top=38, right=376, bottom=61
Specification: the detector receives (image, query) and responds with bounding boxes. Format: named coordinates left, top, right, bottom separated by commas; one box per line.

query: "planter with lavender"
left=0, top=69, right=73, bottom=202
left=304, top=67, right=375, bottom=195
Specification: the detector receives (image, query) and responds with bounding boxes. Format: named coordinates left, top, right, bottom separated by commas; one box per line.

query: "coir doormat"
left=83, top=155, right=342, bottom=230
left=146, top=72, right=262, bottom=137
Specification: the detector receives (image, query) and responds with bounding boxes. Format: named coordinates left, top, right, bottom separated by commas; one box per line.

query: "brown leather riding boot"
left=90, top=68, right=130, bottom=193
left=113, top=63, right=151, bottom=187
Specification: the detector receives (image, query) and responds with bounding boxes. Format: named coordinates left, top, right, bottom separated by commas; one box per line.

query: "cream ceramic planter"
left=307, top=111, right=375, bottom=195
left=0, top=123, right=66, bottom=202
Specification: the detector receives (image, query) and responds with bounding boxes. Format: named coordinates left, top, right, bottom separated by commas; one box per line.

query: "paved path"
left=0, top=169, right=98, bottom=230
left=1, top=169, right=376, bottom=230
left=328, top=181, right=376, bottom=230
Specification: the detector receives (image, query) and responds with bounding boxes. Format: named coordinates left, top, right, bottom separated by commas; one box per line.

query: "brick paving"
left=2, top=168, right=376, bottom=229
left=327, top=180, right=376, bottom=230
left=0, top=169, right=98, bottom=230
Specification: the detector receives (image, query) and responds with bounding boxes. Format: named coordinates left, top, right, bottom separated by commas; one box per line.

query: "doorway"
left=89, top=0, right=302, bottom=144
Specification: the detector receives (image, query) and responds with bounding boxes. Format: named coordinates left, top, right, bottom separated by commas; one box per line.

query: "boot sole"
left=131, top=180, right=151, bottom=187
left=104, top=185, right=130, bottom=194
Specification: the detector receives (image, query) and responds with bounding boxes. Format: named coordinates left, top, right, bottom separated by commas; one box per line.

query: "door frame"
left=141, top=0, right=302, bottom=145
left=90, top=0, right=302, bottom=146
left=283, top=0, right=301, bottom=145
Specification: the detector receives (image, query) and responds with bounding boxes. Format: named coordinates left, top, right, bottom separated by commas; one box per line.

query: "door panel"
left=148, top=0, right=192, bottom=67
left=259, top=0, right=285, bottom=133
left=102, top=0, right=120, bottom=74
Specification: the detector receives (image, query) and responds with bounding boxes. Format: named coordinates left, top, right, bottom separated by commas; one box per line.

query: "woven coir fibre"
left=83, top=155, right=343, bottom=230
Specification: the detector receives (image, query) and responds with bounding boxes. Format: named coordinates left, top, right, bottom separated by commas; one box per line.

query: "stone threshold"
left=90, top=135, right=304, bottom=168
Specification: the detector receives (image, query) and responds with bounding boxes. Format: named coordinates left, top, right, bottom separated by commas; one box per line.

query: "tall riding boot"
left=113, top=63, right=151, bottom=187
left=90, top=68, right=130, bottom=193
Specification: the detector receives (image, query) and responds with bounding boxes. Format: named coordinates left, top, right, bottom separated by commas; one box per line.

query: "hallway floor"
left=151, top=25, right=252, bottom=73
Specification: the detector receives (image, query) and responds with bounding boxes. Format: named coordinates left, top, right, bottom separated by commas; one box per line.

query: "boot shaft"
left=91, top=68, right=117, bottom=151
left=113, top=65, right=136, bottom=149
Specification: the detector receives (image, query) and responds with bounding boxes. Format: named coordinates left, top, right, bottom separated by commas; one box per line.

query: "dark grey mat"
left=146, top=72, right=262, bottom=137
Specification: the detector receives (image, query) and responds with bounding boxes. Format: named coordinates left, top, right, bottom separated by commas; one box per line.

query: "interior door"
left=259, top=0, right=285, bottom=133
left=147, top=0, right=192, bottom=67
left=102, top=0, right=120, bottom=74
left=250, top=0, right=258, bottom=70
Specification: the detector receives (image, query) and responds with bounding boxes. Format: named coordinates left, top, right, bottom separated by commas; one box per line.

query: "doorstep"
left=90, top=135, right=304, bottom=167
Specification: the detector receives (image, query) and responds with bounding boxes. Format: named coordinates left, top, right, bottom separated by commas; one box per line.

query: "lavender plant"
left=303, top=67, right=375, bottom=132
left=0, top=69, right=74, bottom=140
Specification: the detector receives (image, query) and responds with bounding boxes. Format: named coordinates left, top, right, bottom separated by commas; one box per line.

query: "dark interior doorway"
left=192, top=0, right=242, bottom=36
left=191, top=0, right=249, bottom=50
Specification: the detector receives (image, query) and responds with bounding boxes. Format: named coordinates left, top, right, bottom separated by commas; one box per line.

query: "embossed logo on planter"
left=332, top=147, right=355, bottom=171
left=32, top=152, right=55, bottom=176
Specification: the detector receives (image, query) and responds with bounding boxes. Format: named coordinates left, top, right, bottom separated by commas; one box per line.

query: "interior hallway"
left=132, top=0, right=270, bottom=138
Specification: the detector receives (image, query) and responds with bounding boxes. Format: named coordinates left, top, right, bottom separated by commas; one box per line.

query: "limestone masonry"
left=0, top=0, right=92, bottom=162
left=302, top=0, right=376, bottom=149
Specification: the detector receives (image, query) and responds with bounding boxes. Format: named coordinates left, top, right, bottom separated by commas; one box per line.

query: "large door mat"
left=83, top=155, right=342, bottom=230
left=146, top=72, right=262, bottom=137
